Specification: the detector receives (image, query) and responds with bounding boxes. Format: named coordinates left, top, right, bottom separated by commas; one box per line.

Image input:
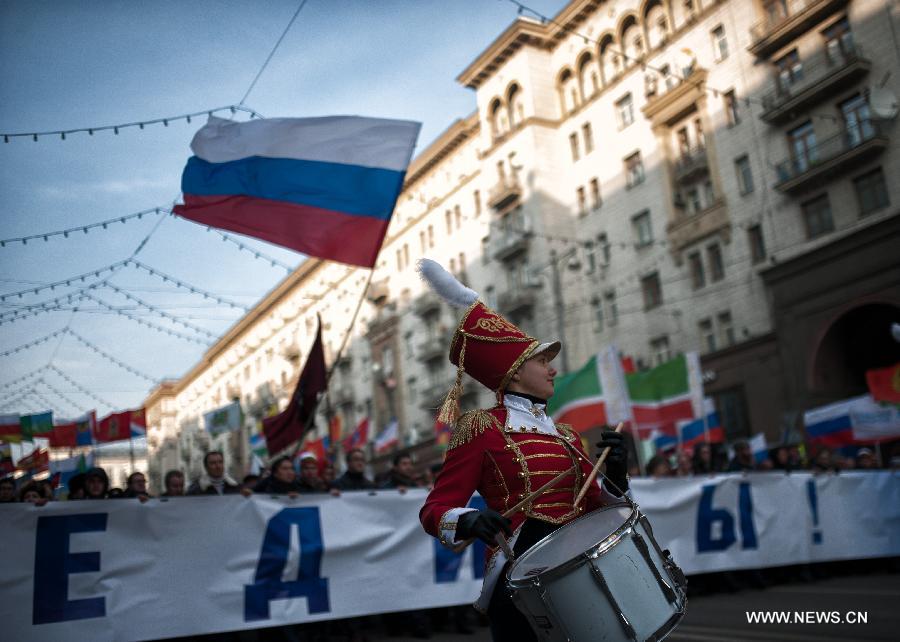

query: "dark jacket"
left=253, top=476, right=305, bottom=495
left=333, top=471, right=376, bottom=491
left=380, top=472, right=418, bottom=489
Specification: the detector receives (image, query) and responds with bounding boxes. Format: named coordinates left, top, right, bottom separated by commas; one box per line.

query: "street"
left=372, top=569, right=900, bottom=641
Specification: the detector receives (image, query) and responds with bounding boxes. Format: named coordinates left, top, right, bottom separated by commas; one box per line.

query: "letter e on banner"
left=33, top=513, right=108, bottom=624
left=244, top=507, right=330, bottom=621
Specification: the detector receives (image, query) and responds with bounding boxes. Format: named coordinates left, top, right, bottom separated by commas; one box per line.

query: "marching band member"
left=416, top=259, right=628, bottom=642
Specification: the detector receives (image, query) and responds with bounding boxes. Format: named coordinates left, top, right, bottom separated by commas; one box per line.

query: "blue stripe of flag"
left=806, top=414, right=852, bottom=438
left=181, top=156, right=405, bottom=220
left=680, top=412, right=720, bottom=442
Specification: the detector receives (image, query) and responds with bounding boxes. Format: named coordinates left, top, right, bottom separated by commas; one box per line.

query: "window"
left=694, top=118, right=705, bottom=147
left=713, top=387, right=751, bottom=440
left=569, top=132, right=580, bottom=161
left=582, top=122, right=594, bottom=154
left=454, top=205, right=462, bottom=230
left=650, top=336, right=671, bottom=366
left=590, top=177, right=602, bottom=210
left=481, top=236, right=489, bottom=264
left=632, top=210, right=653, bottom=247
left=801, top=194, right=834, bottom=238
left=419, top=230, right=426, bottom=253
left=747, top=225, right=766, bottom=264
left=787, top=121, right=817, bottom=172
left=707, top=243, right=725, bottom=282
left=625, top=151, right=645, bottom=188
left=853, top=168, right=889, bottom=216
left=686, top=187, right=701, bottom=213
left=823, top=17, right=853, bottom=62
left=688, top=251, right=706, bottom=289
left=396, top=248, right=403, bottom=271
left=774, top=49, right=803, bottom=91
left=576, top=186, right=587, bottom=216
left=427, top=225, right=434, bottom=248
left=474, top=190, right=482, bottom=217
left=703, top=180, right=716, bottom=207
left=735, top=155, right=754, bottom=195
left=445, top=210, right=453, bottom=235
left=604, top=290, right=618, bottom=326
left=699, top=318, right=716, bottom=353
left=591, top=296, right=604, bottom=332
left=616, top=93, right=634, bottom=128
left=585, top=241, right=596, bottom=274
left=718, top=311, right=735, bottom=347
left=598, top=233, right=611, bottom=266
left=724, top=90, right=739, bottom=126
left=711, top=25, right=728, bottom=61
left=676, top=127, right=690, bottom=156
left=840, top=94, right=874, bottom=146
left=641, top=272, right=662, bottom=310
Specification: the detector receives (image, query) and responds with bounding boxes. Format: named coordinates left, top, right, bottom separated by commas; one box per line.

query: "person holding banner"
left=416, top=260, right=627, bottom=642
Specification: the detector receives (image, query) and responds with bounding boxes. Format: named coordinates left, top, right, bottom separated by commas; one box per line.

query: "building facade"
left=145, top=0, right=900, bottom=488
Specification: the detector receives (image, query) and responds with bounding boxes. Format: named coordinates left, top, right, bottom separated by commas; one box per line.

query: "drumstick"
left=449, top=466, right=576, bottom=553
left=573, top=422, right=624, bottom=508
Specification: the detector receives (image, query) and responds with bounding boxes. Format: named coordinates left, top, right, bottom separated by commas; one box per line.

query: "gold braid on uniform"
left=448, top=409, right=503, bottom=450
left=555, top=423, right=577, bottom=442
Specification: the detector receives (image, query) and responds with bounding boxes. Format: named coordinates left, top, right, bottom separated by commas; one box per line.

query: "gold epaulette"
left=448, top=409, right=503, bottom=450
left=555, top=422, right=577, bottom=443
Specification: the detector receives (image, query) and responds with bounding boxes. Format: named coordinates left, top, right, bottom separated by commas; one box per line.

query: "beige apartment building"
left=145, top=0, right=900, bottom=487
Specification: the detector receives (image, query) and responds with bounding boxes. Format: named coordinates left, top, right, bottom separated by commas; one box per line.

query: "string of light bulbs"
left=1, top=105, right=260, bottom=143
left=0, top=207, right=168, bottom=248
left=0, top=329, right=68, bottom=358
left=204, top=226, right=296, bottom=272
left=126, top=259, right=249, bottom=310
left=99, top=283, right=219, bottom=339
left=65, top=329, right=160, bottom=383
left=36, top=377, right=91, bottom=415
left=47, top=365, right=116, bottom=410
left=0, top=260, right=129, bottom=302
left=79, top=292, right=211, bottom=346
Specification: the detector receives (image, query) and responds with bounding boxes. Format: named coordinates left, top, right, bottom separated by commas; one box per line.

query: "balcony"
left=774, top=121, right=889, bottom=194
left=488, top=175, right=523, bottom=211
left=748, top=0, right=848, bottom=59
left=667, top=199, right=730, bottom=253
left=761, top=44, right=871, bottom=124
left=489, top=225, right=532, bottom=262
left=418, top=329, right=452, bottom=363
left=413, top=291, right=442, bottom=318
left=366, top=278, right=389, bottom=306
left=498, top=288, right=537, bottom=316
left=671, top=145, right=709, bottom=184
left=642, top=68, right=707, bottom=128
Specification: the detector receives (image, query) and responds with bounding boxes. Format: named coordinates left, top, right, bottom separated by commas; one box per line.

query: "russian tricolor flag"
left=677, top=411, right=725, bottom=449
left=174, top=115, right=421, bottom=268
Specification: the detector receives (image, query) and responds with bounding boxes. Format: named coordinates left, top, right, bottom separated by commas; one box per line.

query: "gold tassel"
left=437, top=335, right=466, bottom=425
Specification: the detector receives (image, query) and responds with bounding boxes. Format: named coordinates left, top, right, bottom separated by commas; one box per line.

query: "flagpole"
left=285, top=269, right=377, bottom=459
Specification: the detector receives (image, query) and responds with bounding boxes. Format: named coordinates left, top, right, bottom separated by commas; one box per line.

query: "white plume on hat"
left=416, top=258, right=479, bottom=308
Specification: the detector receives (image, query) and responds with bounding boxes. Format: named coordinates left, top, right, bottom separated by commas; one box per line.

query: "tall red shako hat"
left=417, top=259, right=560, bottom=424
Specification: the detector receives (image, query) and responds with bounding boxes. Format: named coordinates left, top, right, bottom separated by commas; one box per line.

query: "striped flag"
left=342, top=418, right=369, bottom=452
left=627, top=353, right=704, bottom=439
left=547, top=346, right=632, bottom=433
left=174, top=115, right=421, bottom=268
left=49, top=411, right=96, bottom=448
left=374, top=419, right=399, bottom=454
left=0, top=414, right=22, bottom=443
left=20, top=411, right=53, bottom=441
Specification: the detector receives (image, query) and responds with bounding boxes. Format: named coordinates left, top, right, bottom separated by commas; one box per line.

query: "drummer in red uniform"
left=417, top=259, right=628, bottom=642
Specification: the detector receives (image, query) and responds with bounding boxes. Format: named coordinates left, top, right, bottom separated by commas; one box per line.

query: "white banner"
left=2, top=472, right=898, bottom=641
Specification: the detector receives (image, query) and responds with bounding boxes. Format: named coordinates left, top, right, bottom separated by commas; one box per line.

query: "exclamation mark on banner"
left=806, top=479, right=822, bottom=544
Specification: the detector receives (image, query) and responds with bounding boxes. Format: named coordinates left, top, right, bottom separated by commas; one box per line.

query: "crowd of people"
left=641, top=441, right=894, bottom=478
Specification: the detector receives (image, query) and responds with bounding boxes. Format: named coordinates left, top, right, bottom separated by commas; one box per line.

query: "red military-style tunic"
left=420, top=394, right=616, bottom=610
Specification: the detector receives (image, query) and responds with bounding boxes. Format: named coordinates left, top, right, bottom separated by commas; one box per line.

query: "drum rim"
left=507, top=501, right=637, bottom=587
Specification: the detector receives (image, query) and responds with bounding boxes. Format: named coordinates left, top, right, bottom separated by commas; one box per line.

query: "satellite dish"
left=870, top=87, right=898, bottom=120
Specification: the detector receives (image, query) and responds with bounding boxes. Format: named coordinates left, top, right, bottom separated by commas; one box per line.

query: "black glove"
left=596, top=428, right=628, bottom=496
left=456, top=509, right=512, bottom=545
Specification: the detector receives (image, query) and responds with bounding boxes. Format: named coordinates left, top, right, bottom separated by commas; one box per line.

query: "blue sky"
left=0, top=0, right=566, bottom=417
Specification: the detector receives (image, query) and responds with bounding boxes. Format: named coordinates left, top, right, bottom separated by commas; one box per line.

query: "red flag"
left=303, top=436, right=328, bottom=463
left=48, top=422, right=77, bottom=448
left=264, top=320, right=327, bottom=455
left=342, top=418, right=369, bottom=452
left=17, top=448, right=49, bottom=473
left=328, top=414, right=342, bottom=445
left=866, top=362, right=900, bottom=403
left=94, top=411, right=131, bottom=443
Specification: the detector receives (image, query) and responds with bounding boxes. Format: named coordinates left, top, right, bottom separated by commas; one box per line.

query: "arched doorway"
left=811, top=302, right=900, bottom=398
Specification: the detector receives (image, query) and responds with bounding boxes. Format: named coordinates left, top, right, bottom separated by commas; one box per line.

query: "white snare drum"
left=507, top=502, right=686, bottom=642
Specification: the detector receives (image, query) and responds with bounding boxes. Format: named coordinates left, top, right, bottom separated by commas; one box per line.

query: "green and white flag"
left=203, top=401, right=242, bottom=435
left=547, top=346, right=632, bottom=432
